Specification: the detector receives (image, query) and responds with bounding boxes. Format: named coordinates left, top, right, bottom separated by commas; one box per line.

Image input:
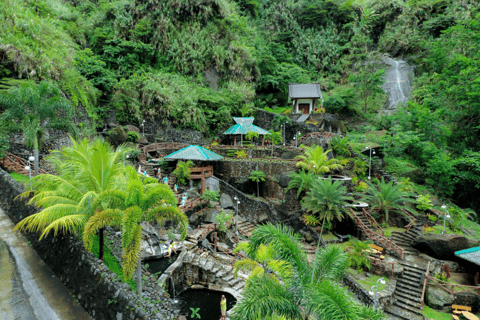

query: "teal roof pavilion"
left=224, top=117, right=269, bottom=135
left=164, top=145, right=224, bottom=161
left=455, top=246, right=480, bottom=266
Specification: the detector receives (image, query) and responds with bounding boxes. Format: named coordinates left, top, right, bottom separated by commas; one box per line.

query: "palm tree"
left=15, top=138, right=130, bottom=261
left=0, top=81, right=76, bottom=176
left=246, top=131, right=259, bottom=144
left=358, top=177, right=416, bottom=222
left=173, top=160, right=193, bottom=185
left=233, top=242, right=291, bottom=284
left=266, top=130, right=282, bottom=157
left=231, top=223, right=385, bottom=320
left=240, top=104, right=254, bottom=117
left=82, top=166, right=188, bottom=296
left=330, top=135, right=351, bottom=156
left=295, top=145, right=343, bottom=175
left=249, top=170, right=266, bottom=197
left=301, top=179, right=353, bottom=226
left=285, top=170, right=315, bottom=199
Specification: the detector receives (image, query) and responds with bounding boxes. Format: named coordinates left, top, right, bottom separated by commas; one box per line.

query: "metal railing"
left=362, top=208, right=385, bottom=237
left=402, top=209, right=417, bottom=233
left=0, top=152, right=47, bottom=176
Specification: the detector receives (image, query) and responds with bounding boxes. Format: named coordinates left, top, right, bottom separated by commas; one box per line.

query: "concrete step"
left=393, top=300, right=422, bottom=316
left=223, top=274, right=234, bottom=282
left=401, top=273, right=422, bottom=283
left=385, top=305, right=423, bottom=320
left=397, top=278, right=423, bottom=289
left=394, top=291, right=422, bottom=307
left=395, top=286, right=422, bottom=297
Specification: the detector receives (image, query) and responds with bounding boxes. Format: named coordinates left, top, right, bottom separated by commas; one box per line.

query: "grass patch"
left=384, top=156, right=420, bottom=176
left=90, top=235, right=136, bottom=291
left=347, top=268, right=388, bottom=292
left=322, top=233, right=339, bottom=241
left=462, top=219, right=480, bottom=240
left=422, top=306, right=452, bottom=320
left=264, top=106, right=290, bottom=114
left=9, top=172, right=30, bottom=182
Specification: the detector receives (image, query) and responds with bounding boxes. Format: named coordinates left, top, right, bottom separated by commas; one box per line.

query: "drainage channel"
left=0, top=208, right=90, bottom=320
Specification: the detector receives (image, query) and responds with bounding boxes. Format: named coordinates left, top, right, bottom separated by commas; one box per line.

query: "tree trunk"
left=311, top=215, right=327, bottom=282
left=99, top=228, right=104, bottom=261
left=33, top=144, right=39, bottom=177
left=257, top=181, right=259, bottom=198
left=136, top=258, right=142, bottom=296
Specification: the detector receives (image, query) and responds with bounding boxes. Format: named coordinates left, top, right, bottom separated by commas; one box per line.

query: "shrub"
left=215, top=210, right=233, bottom=233
left=127, top=131, right=141, bottom=143
left=236, top=150, right=247, bottom=158
left=201, top=190, right=220, bottom=208
left=417, top=194, right=434, bottom=212
left=301, top=214, right=320, bottom=226
left=427, top=214, right=438, bottom=223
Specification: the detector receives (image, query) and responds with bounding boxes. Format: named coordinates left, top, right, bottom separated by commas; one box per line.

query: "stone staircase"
left=181, top=250, right=247, bottom=293
left=390, top=226, right=422, bottom=256
left=384, top=262, right=426, bottom=320
left=237, top=219, right=255, bottom=238
left=353, top=210, right=377, bottom=238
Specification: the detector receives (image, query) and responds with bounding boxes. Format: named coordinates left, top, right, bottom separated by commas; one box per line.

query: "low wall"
left=343, top=273, right=396, bottom=310
left=209, top=145, right=301, bottom=159
left=0, top=168, right=156, bottom=320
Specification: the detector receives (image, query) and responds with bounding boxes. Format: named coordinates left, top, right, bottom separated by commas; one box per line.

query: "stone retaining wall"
left=0, top=168, right=161, bottom=320
left=343, top=273, right=396, bottom=310
left=213, top=159, right=297, bottom=180
left=214, top=177, right=279, bottom=224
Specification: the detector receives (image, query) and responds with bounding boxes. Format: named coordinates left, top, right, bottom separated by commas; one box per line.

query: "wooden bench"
left=367, top=244, right=385, bottom=259
left=453, top=305, right=471, bottom=313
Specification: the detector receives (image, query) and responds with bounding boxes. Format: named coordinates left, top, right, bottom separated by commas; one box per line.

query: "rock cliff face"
left=412, top=234, right=480, bottom=260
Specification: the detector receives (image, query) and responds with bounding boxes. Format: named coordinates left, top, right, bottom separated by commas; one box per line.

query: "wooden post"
left=234, top=135, right=236, bottom=146
left=420, top=261, right=431, bottom=308
left=214, top=232, right=217, bottom=252
left=262, top=135, right=264, bottom=147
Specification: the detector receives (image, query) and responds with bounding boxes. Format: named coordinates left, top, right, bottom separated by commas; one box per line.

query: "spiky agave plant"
left=82, top=166, right=188, bottom=296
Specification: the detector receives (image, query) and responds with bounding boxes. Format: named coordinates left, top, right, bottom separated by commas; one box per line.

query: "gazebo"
left=164, top=145, right=223, bottom=193
left=224, top=117, right=269, bottom=146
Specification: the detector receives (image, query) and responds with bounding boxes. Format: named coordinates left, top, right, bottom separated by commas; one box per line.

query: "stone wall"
left=343, top=273, right=396, bottom=310
left=453, top=292, right=479, bottom=313
left=254, top=109, right=344, bottom=145
left=214, top=177, right=279, bottom=224
left=137, top=121, right=207, bottom=145
left=0, top=168, right=154, bottom=320
left=209, top=145, right=301, bottom=159
left=214, top=159, right=297, bottom=180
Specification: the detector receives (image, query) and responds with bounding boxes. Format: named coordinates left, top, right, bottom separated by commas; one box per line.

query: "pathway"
left=0, top=208, right=90, bottom=320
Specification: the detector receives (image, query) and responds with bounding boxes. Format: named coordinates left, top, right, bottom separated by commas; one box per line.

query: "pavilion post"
left=234, top=135, right=236, bottom=146
left=262, top=135, right=264, bottom=147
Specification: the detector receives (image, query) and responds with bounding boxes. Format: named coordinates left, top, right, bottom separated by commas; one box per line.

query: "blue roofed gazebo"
left=224, top=117, right=269, bottom=146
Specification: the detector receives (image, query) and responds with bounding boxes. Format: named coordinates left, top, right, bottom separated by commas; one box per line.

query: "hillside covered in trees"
left=1, top=0, right=479, bottom=212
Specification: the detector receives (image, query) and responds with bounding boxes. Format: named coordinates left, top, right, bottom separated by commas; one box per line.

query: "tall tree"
left=349, top=65, right=385, bottom=113
left=295, top=145, right=343, bottom=175
left=249, top=170, right=266, bottom=197
left=15, top=138, right=130, bottom=261
left=82, top=166, right=188, bottom=296
left=0, top=81, right=76, bottom=176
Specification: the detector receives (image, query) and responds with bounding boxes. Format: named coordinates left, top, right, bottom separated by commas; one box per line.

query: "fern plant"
left=173, top=161, right=194, bottom=185
left=330, top=136, right=351, bottom=156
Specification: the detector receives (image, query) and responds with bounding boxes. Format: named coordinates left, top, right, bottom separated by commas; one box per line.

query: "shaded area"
left=173, top=289, right=236, bottom=320
left=145, top=255, right=179, bottom=275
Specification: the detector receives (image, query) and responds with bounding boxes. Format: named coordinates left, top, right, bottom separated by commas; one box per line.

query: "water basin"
left=172, top=289, right=236, bottom=320
left=145, top=254, right=179, bottom=275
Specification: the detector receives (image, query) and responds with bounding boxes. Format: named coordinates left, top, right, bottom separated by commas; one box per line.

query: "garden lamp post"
left=365, top=146, right=376, bottom=180
left=281, top=124, right=285, bottom=146
left=293, top=136, right=296, bottom=148
left=25, top=155, right=34, bottom=191
left=234, top=196, right=240, bottom=237
left=141, top=120, right=145, bottom=136
left=441, top=204, right=451, bottom=234
left=368, top=277, right=386, bottom=310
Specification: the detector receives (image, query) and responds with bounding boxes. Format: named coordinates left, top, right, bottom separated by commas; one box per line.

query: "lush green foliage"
left=249, top=170, right=266, bottom=197
left=201, top=189, right=220, bottom=207
left=285, top=170, right=315, bottom=198
left=231, top=223, right=385, bottom=320
left=214, top=210, right=234, bottom=233
left=295, top=145, right=343, bottom=175
left=173, top=161, right=194, bottom=185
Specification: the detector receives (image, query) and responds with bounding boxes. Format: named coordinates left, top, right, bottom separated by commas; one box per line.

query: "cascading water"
left=381, top=56, right=415, bottom=112
left=169, top=274, right=177, bottom=302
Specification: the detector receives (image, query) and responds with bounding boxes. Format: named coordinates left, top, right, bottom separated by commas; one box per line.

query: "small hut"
left=224, top=117, right=269, bottom=146
left=164, top=145, right=223, bottom=193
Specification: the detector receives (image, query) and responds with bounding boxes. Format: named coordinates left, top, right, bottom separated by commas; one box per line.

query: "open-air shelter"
left=223, top=117, right=269, bottom=146
left=164, top=145, right=223, bottom=193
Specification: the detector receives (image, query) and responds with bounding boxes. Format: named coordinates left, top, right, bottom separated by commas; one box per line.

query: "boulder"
left=205, top=177, right=219, bottom=192
left=124, top=125, right=139, bottom=133
left=203, top=208, right=220, bottom=223
left=188, top=212, right=202, bottom=225
left=426, top=285, right=454, bottom=311
left=137, top=135, right=148, bottom=145
left=107, top=126, right=127, bottom=147
left=186, top=189, right=201, bottom=200
left=219, top=193, right=234, bottom=209
left=277, top=173, right=292, bottom=188
left=412, top=234, right=480, bottom=260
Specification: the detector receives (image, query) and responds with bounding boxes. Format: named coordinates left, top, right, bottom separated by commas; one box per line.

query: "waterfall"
left=169, top=274, right=177, bottom=302
left=381, top=56, right=415, bottom=112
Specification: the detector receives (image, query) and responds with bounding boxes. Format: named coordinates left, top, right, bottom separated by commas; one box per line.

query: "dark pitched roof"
left=289, top=83, right=322, bottom=99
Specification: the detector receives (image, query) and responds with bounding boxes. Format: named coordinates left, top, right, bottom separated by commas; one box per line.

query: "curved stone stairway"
left=384, top=262, right=426, bottom=320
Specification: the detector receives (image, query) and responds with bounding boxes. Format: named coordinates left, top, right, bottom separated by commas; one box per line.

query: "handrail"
left=0, top=152, right=47, bottom=176
left=350, top=209, right=404, bottom=259
left=402, top=209, right=417, bottom=233
left=362, top=208, right=385, bottom=236
left=425, top=275, right=480, bottom=296
left=420, top=261, right=430, bottom=308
